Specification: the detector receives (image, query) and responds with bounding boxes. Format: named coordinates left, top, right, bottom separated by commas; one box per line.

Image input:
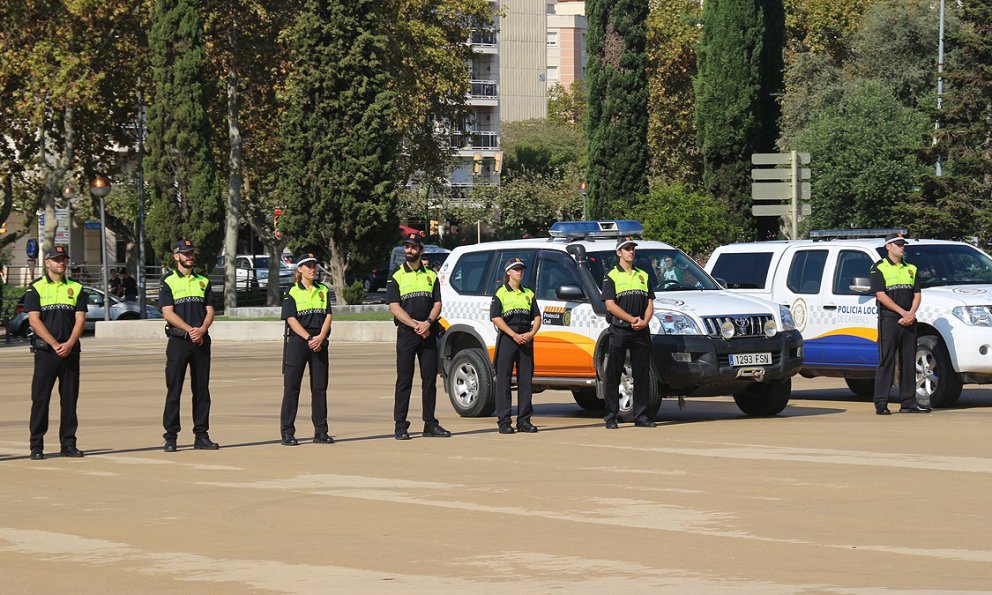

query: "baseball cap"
left=504, top=257, right=527, bottom=273
left=296, top=253, right=318, bottom=266
left=616, top=236, right=638, bottom=250
left=45, top=245, right=69, bottom=259
left=401, top=232, right=424, bottom=247
left=884, top=233, right=909, bottom=246
left=173, top=239, right=196, bottom=253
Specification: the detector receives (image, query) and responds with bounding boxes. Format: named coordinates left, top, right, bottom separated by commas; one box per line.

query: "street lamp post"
left=580, top=182, right=588, bottom=220
left=90, top=176, right=112, bottom=321
left=61, top=185, right=76, bottom=258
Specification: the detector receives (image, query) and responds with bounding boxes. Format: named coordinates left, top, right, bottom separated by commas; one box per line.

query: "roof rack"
left=809, top=228, right=908, bottom=241
left=549, top=220, right=644, bottom=241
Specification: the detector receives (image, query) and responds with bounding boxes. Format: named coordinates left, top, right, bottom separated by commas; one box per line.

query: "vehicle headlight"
left=952, top=306, right=992, bottom=327
left=655, top=312, right=702, bottom=335
left=779, top=305, right=796, bottom=331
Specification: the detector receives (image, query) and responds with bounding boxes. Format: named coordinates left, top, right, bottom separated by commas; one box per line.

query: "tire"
left=916, top=335, right=962, bottom=408
left=845, top=378, right=875, bottom=399
left=596, top=352, right=662, bottom=422
left=363, top=278, right=372, bottom=292
left=733, top=378, right=791, bottom=417
left=445, top=348, right=495, bottom=417
left=571, top=388, right=604, bottom=411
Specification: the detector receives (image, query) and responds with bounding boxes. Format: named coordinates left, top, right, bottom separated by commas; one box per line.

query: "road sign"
left=26, top=238, right=39, bottom=259
left=751, top=182, right=811, bottom=201
left=751, top=168, right=811, bottom=181
left=752, top=152, right=811, bottom=165
left=752, top=204, right=812, bottom=217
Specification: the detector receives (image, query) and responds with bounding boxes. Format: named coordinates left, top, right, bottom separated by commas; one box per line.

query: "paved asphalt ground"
left=1, top=338, right=991, bottom=593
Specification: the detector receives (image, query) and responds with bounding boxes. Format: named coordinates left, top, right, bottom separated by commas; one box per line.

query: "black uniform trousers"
left=603, top=326, right=651, bottom=422
left=281, top=335, right=329, bottom=435
left=29, top=347, right=80, bottom=451
left=163, top=336, right=212, bottom=439
left=494, top=333, right=535, bottom=427
left=874, top=316, right=918, bottom=409
left=393, top=327, right=439, bottom=432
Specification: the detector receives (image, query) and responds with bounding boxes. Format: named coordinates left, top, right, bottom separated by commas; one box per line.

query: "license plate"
left=730, top=352, right=772, bottom=366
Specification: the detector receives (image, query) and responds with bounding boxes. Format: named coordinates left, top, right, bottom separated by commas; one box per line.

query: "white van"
left=438, top=220, right=803, bottom=420
left=705, top=229, right=992, bottom=407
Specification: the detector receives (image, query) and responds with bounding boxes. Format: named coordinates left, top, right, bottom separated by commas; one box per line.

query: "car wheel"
left=844, top=378, right=875, bottom=399
left=571, top=388, right=604, bottom=411
left=916, top=335, right=962, bottom=408
left=446, top=348, right=495, bottom=417
left=596, top=352, right=662, bottom=422
left=733, top=378, right=791, bottom=416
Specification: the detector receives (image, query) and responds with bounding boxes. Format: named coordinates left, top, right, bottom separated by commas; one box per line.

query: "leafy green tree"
left=145, top=0, right=224, bottom=267
left=629, top=183, right=732, bottom=258
left=586, top=0, right=650, bottom=217
left=278, top=0, right=399, bottom=304
left=797, top=80, right=929, bottom=232
left=500, top=119, right=587, bottom=179
left=783, top=0, right=878, bottom=63
left=646, top=0, right=703, bottom=186
left=904, top=0, right=992, bottom=240
left=695, top=0, right=786, bottom=240
left=548, top=80, right=587, bottom=127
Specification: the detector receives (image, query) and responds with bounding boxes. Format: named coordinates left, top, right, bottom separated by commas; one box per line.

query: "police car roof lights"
left=549, top=220, right=644, bottom=241
left=809, top=228, right=909, bottom=241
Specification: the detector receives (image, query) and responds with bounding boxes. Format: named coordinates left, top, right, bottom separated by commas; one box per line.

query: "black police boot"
left=163, top=437, right=178, bottom=452
left=193, top=434, right=220, bottom=450
left=30, top=450, right=45, bottom=460
left=516, top=421, right=539, bottom=433
left=312, top=433, right=334, bottom=444
left=281, top=433, right=299, bottom=446
left=423, top=424, right=452, bottom=438
left=60, top=446, right=85, bottom=457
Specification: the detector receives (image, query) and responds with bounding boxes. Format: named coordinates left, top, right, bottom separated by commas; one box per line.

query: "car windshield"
left=875, top=243, right=992, bottom=288
left=586, top=249, right=721, bottom=291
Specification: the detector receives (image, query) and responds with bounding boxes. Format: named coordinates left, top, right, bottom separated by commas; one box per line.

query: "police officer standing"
left=490, top=258, right=542, bottom=434
left=871, top=233, right=930, bottom=415
left=279, top=253, right=334, bottom=446
left=602, top=236, right=657, bottom=429
left=25, top=245, right=87, bottom=459
left=159, top=239, right=220, bottom=451
left=387, top=232, right=451, bottom=440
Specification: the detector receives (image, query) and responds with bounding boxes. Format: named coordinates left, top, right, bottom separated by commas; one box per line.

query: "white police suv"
left=437, top=221, right=803, bottom=421
left=706, top=229, right=992, bottom=407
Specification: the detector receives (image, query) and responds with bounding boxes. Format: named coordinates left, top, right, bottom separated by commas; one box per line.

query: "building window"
left=547, top=66, right=558, bottom=82
left=547, top=31, right=558, bottom=46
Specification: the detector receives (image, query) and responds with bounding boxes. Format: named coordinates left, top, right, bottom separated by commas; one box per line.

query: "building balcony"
left=450, top=130, right=499, bottom=151
left=467, top=80, right=499, bottom=106
left=469, top=29, right=498, bottom=53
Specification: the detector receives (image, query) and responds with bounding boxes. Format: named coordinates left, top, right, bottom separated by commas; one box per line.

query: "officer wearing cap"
left=601, top=236, right=657, bottom=429
left=386, top=232, right=451, bottom=440
left=870, top=232, right=929, bottom=415
left=279, top=253, right=334, bottom=446
left=158, top=239, right=220, bottom=451
left=490, top=257, right=542, bottom=434
left=24, top=245, right=87, bottom=459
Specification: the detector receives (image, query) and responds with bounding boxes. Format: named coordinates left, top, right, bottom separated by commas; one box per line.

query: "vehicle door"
left=481, top=249, right=537, bottom=360
left=823, top=249, right=879, bottom=367
left=532, top=249, right=597, bottom=378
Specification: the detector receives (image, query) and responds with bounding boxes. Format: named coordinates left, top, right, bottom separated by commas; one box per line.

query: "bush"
left=2, top=284, right=27, bottom=323
left=340, top=281, right=367, bottom=305
left=629, top=183, right=733, bottom=259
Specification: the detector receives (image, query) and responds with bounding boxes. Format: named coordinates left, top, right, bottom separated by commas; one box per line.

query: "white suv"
left=437, top=221, right=803, bottom=421
left=706, top=230, right=992, bottom=407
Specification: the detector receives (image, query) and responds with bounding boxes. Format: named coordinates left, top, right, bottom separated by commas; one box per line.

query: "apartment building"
left=547, top=0, right=587, bottom=90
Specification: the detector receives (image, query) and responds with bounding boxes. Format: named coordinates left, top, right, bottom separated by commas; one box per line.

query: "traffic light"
left=473, top=153, right=482, bottom=175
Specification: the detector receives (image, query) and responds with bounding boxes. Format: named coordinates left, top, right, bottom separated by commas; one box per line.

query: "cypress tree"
left=278, top=0, right=398, bottom=303
left=695, top=0, right=784, bottom=240
left=145, top=0, right=223, bottom=266
left=586, top=0, right=650, bottom=217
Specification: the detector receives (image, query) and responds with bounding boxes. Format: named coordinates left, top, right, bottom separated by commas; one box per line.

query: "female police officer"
left=280, top=253, right=334, bottom=445
left=490, top=257, right=542, bottom=434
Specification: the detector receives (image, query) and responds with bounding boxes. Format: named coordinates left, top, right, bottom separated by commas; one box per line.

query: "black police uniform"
left=280, top=276, right=333, bottom=442
left=159, top=252, right=215, bottom=444
left=602, top=261, right=656, bottom=425
left=490, top=281, right=540, bottom=431
left=386, top=259, right=443, bottom=436
left=870, top=255, right=922, bottom=412
left=24, top=266, right=87, bottom=456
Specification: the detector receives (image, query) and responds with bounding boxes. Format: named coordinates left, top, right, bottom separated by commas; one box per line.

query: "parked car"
left=216, top=254, right=295, bottom=289
left=438, top=220, right=802, bottom=421
left=6, top=286, right=163, bottom=337
left=706, top=229, right=992, bottom=408
left=353, top=245, right=452, bottom=292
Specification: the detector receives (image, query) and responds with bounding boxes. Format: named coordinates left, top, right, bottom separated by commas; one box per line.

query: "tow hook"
left=736, top=368, right=766, bottom=382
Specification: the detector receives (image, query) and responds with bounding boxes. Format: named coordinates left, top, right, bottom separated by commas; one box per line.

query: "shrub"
left=341, top=281, right=367, bottom=306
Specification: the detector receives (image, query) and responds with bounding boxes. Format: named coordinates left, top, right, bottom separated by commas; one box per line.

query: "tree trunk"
left=328, top=237, right=348, bottom=306
left=41, top=105, right=76, bottom=253
left=225, top=69, right=243, bottom=312
left=264, top=237, right=289, bottom=306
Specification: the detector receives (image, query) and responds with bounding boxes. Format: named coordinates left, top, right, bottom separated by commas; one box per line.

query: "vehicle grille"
left=702, top=314, right=774, bottom=338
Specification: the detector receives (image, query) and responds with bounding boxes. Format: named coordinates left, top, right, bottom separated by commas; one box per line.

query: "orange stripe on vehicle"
left=809, top=327, right=878, bottom=342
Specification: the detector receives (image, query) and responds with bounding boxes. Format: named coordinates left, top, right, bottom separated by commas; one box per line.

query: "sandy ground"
left=1, top=338, right=991, bottom=593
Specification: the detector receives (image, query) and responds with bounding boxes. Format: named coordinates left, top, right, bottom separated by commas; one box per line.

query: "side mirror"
left=556, top=284, right=585, bottom=300
left=849, top=277, right=872, bottom=293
